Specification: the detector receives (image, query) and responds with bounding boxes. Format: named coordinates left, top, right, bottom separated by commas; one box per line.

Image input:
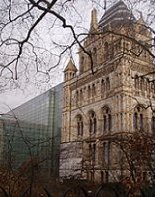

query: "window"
left=93, top=117, right=97, bottom=133
left=103, top=141, right=111, bottom=165
left=152, top=116, right=155, bottom=133
left=144, top=79, right=147, bottom=91
left=146, top=78, right=150, bottom=93
left=108, top=114, right=112, bottom=131
left=133, top=106, right=144, bottom=130
left=140, top=114, right=143, bottom=129
left=106, top=77, right=110, bottom=90
left=103, top=115, right=107, bottom=131
left=80, top=89, right=83, bottom=104
left=134, top=75, right=139, bottom=89
left=76, top=90, right=79, bottom=105
left=92, top=84, right=96, bottom=97
left=89, top=111, right=97, bottom=134
left=88, top=85, right=91, bottom=98
left=92, top=144, right=96, bottom=161
left=101, top=79, right=105, bottom=95
left=102, top=107, right=112, bottom=132
left=89, top=118, right=93, bottom=133
left=105, top=171, right=109, bottom=183
left=89, top=143, right=96, bottom=163
left=133, top=112, right=138, bottom=130
left=77, top=115, right=83, bottom=136
left=140, top=77, right=144, bottom=91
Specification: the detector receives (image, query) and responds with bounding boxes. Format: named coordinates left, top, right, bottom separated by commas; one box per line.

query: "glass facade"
left=0, top=83, right=63, bottom=177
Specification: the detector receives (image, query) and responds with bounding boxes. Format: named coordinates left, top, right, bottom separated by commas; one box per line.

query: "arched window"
left=89, top=118, right=93, bottom=133
left=76, top=90, right=79, bottom=105
left=134, top=75, right=139, bottom=89
left=89, top=111, right=97, bottom=134
left=102, top=107, right=112, bottom=132
left=140, top=114, right=143, bottom=129
left=133, top=106, right=144, bottom=131
left=77, top=115, right=83, bottom=136
left=92, top=84, right=96, bottom=97
left=146, top=78, right=150, bottom=93
left=101, top=79, right=105, bottom=96
left=144, top=78, right=147, bottom=91
left=133, top=112, right=138, bottom=130
left=108, top=114, right=112, bottom=131
left=103, top=115, right=107, bottom=131
left=88, top=85, right=91, bottom=99
left=80, top=89, right=83, bottom=104
left=94, top=117, right=97, bottom=133
left=106, top=77, right=110, bottom=90
left=140, top=77, right=144, bottom=91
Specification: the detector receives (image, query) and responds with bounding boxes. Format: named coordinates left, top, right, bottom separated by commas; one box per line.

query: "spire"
left=64, top=59, right=77, bottom=72
left=90, top=8, right=98, bottom=32
left=137, top=11, right=145, bottom=25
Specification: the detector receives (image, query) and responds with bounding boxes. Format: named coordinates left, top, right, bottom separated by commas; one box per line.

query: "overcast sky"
left=0, top=0, right=153, bottom=113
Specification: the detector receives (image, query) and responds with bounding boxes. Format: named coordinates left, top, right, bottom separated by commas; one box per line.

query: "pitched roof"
left=64, top=59, right=77, bottom=72
left=99, top=0, right=136, bottom=31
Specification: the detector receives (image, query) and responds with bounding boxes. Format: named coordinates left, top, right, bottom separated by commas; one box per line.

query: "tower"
left=60, top=1, right=154, bottom=182
left=62, top=59, right=77, bottom=142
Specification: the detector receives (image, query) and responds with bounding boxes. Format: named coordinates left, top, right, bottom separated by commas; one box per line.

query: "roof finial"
left=90, top=8, right=98, bottom=32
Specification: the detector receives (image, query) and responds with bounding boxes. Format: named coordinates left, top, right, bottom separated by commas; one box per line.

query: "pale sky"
left=0, top=0, right=153, bottom=113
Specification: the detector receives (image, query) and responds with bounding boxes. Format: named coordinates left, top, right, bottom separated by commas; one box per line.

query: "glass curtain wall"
left=0, top=83, right=63, bottom=177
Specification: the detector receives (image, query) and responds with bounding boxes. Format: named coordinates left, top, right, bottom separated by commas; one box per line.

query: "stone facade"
left=59, top=1, right=155, bottom=182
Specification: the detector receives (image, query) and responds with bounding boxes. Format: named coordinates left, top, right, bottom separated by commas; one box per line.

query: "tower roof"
left=99, top=0, right=136, bottom=31
left=64, top=59, right=77, bottom=72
